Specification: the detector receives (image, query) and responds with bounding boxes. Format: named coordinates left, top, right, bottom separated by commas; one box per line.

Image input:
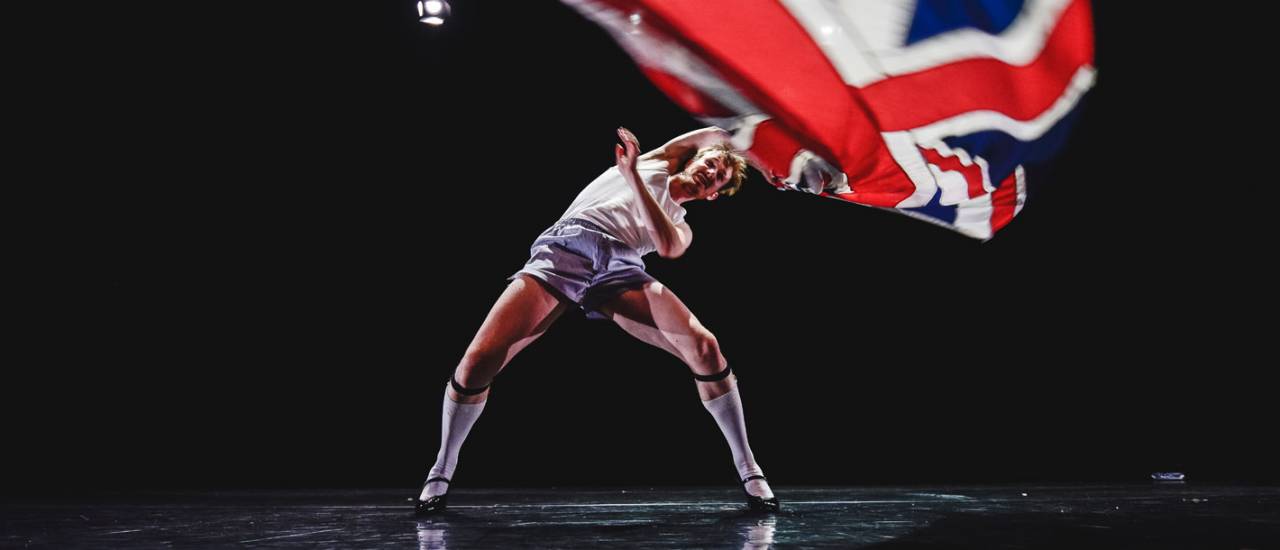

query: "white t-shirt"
left=559, top=159, right=687, bottom=256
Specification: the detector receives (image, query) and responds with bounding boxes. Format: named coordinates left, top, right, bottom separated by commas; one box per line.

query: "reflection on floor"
left=4, top=484, right=1277, bottom=548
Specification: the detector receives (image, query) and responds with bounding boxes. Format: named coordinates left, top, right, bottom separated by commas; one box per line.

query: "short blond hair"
left=694, top=143, right=748, bottom=197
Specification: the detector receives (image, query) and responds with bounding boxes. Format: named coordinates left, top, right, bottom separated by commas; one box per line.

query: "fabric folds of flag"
left=560, top=0, right=1095, bottom=239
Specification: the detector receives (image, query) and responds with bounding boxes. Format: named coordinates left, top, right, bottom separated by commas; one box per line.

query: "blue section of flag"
left=904, top=188, right=958, bottom=225
left=940, top=103, right=1084, bottom=188
left=906, top=0, right=1026, bottom=45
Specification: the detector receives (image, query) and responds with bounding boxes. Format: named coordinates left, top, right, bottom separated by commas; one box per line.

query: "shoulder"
left=636, top=157, right=672, bottom=175
left=637, top=150, right=682, bottom=175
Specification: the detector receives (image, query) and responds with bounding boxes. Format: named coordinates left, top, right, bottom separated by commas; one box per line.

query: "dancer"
left=414, top=126, right=777, bottom=514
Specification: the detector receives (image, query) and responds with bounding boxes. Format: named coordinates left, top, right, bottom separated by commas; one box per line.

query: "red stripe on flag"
left=637, top=66, right=736, bottom=118
left=744, top=120, right=803, bottom=188
left=594, top=0, right=917, bottom=206
left=989, top=171, right=1020, bottom=232
left=622, top=0, right=871, bottom=162
left=860, top=0, right=1094, bottom=131
left=920, top=148, right=986, bottom=200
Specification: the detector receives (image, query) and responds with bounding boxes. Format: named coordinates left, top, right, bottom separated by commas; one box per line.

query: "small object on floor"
left=1152, top=472, right=1186, bottom=481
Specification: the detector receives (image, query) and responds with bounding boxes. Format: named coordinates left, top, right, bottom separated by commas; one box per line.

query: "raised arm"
left=638, top=126, right=732, bottom=175
left=617, top=127, right=693, bottom=259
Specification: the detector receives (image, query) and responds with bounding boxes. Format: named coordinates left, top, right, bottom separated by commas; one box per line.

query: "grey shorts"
left=510, top=218, right=655, bottom=320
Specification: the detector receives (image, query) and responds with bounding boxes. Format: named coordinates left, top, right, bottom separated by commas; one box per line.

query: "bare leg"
left=421, top=275, right=566, bottom=502
left=598, top=281, right=733, bottom=400
left=599, top=282, right=774, bottom=500
left=448, top=274, right=567, bottom=403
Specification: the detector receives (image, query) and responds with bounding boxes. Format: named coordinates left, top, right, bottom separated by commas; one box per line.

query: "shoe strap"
left=426, top=476, right=451, bottom=484
left=741, top=474, right=767, bottom=484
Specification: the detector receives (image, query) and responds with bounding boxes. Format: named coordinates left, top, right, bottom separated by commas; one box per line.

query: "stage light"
left=418, top=0, right=451, bottom=25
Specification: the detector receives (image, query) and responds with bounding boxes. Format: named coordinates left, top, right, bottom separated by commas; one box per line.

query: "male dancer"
left=414, top=127, right=777, bottom=514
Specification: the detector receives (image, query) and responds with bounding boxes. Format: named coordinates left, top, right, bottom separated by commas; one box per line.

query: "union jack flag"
left=561, top=0, right=1095, bottom=239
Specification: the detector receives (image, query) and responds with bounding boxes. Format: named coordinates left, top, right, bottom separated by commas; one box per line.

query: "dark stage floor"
left=4, top=484, right=1277, bottom=548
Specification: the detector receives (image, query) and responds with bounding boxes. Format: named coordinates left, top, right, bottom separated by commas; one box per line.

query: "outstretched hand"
left=615, top=127, right=641, bottom=174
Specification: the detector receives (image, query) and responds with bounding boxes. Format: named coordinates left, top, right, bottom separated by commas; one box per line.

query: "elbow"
left=701, top=127, right=730, bottom=147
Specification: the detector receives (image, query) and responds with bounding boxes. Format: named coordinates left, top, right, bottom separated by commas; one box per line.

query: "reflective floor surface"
left=4, top=484, right=1277, bottom=548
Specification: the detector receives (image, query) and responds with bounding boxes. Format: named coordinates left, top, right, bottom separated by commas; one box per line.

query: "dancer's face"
left=675, top=150, right=735, bottom=202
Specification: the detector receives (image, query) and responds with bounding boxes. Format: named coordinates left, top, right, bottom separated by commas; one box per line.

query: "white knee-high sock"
left=702, top=382, right=773, bottom=499
left=420, top=392, right=486, bottom=500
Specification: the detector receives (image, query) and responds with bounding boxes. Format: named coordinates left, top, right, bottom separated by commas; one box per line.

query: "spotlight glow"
left=425, top=0, right=444, bottom=15
left=423, top=16, right=445, bottom=25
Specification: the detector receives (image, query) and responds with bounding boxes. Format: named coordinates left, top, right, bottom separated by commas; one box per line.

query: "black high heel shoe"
left=411, top=476, right=451, bottom=516
left=741, top=474, right=780, bottom=513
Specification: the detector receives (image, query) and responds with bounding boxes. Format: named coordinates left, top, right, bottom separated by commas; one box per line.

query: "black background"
left=10, top=1, right=1274, bottom=493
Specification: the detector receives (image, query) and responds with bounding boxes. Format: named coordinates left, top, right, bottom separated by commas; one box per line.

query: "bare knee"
left=455, top=344, right=507, bottom=388
left=684, top=331, right=727, bottom=376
